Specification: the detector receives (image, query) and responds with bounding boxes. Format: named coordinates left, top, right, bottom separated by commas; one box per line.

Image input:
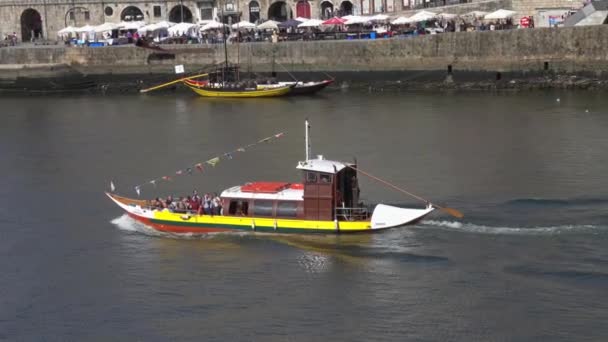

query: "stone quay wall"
left=1, top=25, right=608, bottom=83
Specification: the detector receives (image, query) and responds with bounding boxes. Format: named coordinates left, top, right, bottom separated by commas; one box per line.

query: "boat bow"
left=371, top=203, right=435, bottom=229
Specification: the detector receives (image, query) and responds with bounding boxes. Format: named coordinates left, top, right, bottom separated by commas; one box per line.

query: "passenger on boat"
left=212, top=193, right=222, bottom=215
left=203, top=193, right=212, bottom=215
left=188, top=195, right=200, bottom=212
left=165, top=196, right=174, bottom=209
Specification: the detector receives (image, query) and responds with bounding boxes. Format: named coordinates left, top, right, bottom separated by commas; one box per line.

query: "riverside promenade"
left=2, top=25, right=608, bottom=91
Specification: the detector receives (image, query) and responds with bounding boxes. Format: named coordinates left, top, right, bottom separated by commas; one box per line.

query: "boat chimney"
left=305, top=119, right=311, bottom=161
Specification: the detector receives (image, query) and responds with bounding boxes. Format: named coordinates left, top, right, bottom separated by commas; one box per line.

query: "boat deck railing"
left=335, top=207, right=370, bottom=221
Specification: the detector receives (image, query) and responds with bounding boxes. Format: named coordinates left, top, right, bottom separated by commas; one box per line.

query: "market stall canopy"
left=295, top=17, right=310, bottom=22
left=201, top=21, right=226, bottom=31
left=94, top=22, right=121, bottom=33
left=345, top=16, right=370, bottom=25
left=278, top=19, right=303, bottom=28
left=391, top=16, right=411, bottom=25
left=438, top=13, right=457, bottom=19
left=465, top=10, right=488, bottom=18
left=408, top=10, right=437, bottom=23
left=138, top=21, right=174, bottom=34
left=322, top=17, right=347, bottom=25
left=75, top=24, right=96, bottom=33
left=484, top=9, right=517, bottom=20
left=231, top=20, right=256, bottom=29
left=169, top=22, right=197, bottom=35
left=370, top=14, right=389, bottom=21
left=121, top=21, right=146, bottom=30
left=257, top=20, right=279, bottom=30
left=57, top=26, right=77, bottom=35
left=298, top=19, right=324, bottom=27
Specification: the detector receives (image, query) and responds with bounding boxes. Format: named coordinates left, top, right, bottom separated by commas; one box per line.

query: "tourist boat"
left=106, top=121, right=455, bottom=234
left=258, top=79, right=334, bottom=96
left=183, top=78, right=293, bottom=98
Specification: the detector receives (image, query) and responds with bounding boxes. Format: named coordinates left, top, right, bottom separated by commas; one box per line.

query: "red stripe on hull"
left=126, top=212, right=233, bottom=234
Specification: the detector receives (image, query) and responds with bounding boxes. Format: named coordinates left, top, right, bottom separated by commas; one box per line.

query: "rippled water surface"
left=1, top=90, right=607, bottom=341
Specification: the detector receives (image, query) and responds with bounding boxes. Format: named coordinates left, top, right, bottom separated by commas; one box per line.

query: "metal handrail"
left=335, top=206, right=369, bottom=221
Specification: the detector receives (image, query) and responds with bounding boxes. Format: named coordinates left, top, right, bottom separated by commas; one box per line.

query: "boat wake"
left=420, top=220, right=603, bottom=235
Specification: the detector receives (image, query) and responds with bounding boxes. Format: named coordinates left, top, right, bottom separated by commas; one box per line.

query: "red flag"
left=195, top=163, right=204, bottom=172
left=162, top=176, right=172, bottom=181
left=176, top=170, right=183, bottom=175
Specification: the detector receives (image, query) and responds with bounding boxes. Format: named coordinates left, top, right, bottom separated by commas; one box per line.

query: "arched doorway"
left=296, top=1, right=311, bottom=19
left=169, top=5, right=193, bottom=23
left=21, top=8, right=43, bottom=42
left=339, top=1, right=353, bottom=16
left=249, top=1, right=261, bottom=23
left=320, top=1, right=334, bottom=19
left=268, top=1, right=291, bottom=22
left=121, top=6, right=144, bottom=21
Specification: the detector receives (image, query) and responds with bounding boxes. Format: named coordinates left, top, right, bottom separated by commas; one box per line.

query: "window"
left=306, top=172, right=317, bottom=183
left=253, top=200, right=274, bottom=217
left=69, top=11, right=75, bottom=20
left=105, top=6, right=113, bottom=16
left=320, top=174, right=332, bottom=183
left=153, top=6, right=161, bottom=17
left=199, top=1, right=214, bottom=20
left=277, top=201, right=298, bottom=218
left=228, top=200, right=249, bottom=216
left=84, top=11, right=90, bottom=20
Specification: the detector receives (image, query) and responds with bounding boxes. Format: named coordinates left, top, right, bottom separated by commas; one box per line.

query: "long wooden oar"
left=347, top=165, right=464, bottom=219
left=139, top=73, right=208, bottom=93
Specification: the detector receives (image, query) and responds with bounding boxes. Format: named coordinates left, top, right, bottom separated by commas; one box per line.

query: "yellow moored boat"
left=184, top=79, right=292, bottom=98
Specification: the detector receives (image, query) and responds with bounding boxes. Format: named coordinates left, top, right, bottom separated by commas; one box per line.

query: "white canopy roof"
left=370, top=14, right=389, bottom=21
left=231, top=20, right=256, bottom=29
left=391, top=16, right=410, bottom=25
left=169, top=22, right=197, bottom=35
left=57, top=26, right=77, bottom=35
left=257, top=20, right=279, bottom=30
left=201, top=21, right=226, bottom=31
left=345, top=16, right=371, bottom=25
left=438, top=13, right=458, bottom=19
left=295, top=17, right=310, bottom=22
left=296, top=158, right=349, bottom=174
left=138, top=21, right=175, bottom=33
left=75, top=25, right=95, bottom=33
left=408, top=10, right=437, bottom=23
left=121, top=21, right=146, bottom=30
left=484, top=9, right=517, bottom=20
left=94, top=22, right=121, bottom=33
left=221, top=184, right=303, bottom=201
left=298, top=19, right=324, bottom=27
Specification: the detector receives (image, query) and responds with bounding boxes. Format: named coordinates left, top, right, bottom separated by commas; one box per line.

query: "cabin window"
left=228, top=200, right=249, bottom=216
left=320, top=174, right=332, bottom=183
left=253, top=200, right=274, bottom=217
left=306, top=172, right=317, bottom=183
left=277, top=201, right=298, bottom=218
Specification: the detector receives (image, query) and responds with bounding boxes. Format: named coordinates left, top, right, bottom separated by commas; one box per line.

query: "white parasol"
left=257, top=20, right=279, bottom=30
left=94, top=22, right=121, bottom=33
left=465, top=11, right=488, bottom=18
left=345, top=16, right=371, bottom=25
left=201, top=21, right=226, bottom=31
left=408, top=10, right=437, bottom=23
left=169, top=22, right=197, bottom=35
left=438, top=13, right=457, bottom=19
left=57, top=26, right=77, bottom=35
left=231, top=20, right=256, bottom=29
left=484, top=9, right=517, bottom=20
left=370, top=14, right=389, bottom=21
left=391, top=16, right=411, bottom=25
left=298, top=19, right=324, bottom=27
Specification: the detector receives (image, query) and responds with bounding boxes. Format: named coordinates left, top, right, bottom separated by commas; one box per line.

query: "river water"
left=1, top=89, right=607, bottom=341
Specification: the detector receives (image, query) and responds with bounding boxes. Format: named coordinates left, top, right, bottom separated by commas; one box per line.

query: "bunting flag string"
left=132, top=131, right=286, bottom=196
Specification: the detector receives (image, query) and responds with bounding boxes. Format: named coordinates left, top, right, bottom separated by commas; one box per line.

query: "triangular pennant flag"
left=110, top=181, right=116, bottom=192
left=195, top=163, right=204, bottom=172
left=237, top=147, right=246, bottom=152
left=223, top=152, right=233, bottom=160
left=274, top=132, right=284, bottom=138
left=150, top=180, right=156, bottom=187
left=259, top=137, right=271, bottom=143
left=176, top=170, right=183, bottom=175
left=186, top=167, right=193, bottom=175
left=135, top=186, right=141, bottom=196
left=162, top=176, right=172, bottom=181
left=207, top=157, right=220, bottom=167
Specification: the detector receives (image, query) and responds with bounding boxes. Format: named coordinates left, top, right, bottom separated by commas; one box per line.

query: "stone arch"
left=268, top=1, right=292, bottom=22
left=320, top=1, right=334, bottom=19
left=21, top=8, right=43, bottom=42
left=249, top=1, right=261, bottom=23
left=169, top=5, right=193, bottom=23
left=121, top=6, right=144, bottom=21
left=339, top=1, right=353, bottom=16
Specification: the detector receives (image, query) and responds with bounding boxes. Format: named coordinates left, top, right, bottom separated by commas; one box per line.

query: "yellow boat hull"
left=185, top=83, right=292, bottom=98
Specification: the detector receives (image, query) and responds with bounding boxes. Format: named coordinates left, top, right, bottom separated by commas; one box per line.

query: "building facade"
left=0, top=0, right=585, bottom=42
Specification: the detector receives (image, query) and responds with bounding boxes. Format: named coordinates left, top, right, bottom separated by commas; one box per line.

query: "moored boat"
left=107, top=121, right=461, bottom=235
left=183, top=79, right=293, bottom=98
left=257, top=79, right=334, bottom=95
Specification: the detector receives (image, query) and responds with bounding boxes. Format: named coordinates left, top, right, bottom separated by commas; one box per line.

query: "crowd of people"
left=1, top=32, right=18, bottom=46
left=149, top=191, right=223, bottom=216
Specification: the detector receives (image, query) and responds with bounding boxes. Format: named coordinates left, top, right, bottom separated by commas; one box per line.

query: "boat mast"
left=221, top=0, right=228, bottom=86
left=305, top=119, right=311, bottom=161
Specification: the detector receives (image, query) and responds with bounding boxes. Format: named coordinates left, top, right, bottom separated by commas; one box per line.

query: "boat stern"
left=370, top=203, right=435, bottom=230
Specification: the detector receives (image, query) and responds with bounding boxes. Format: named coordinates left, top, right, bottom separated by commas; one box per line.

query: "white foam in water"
left=421, top=220, right=601, bottom=235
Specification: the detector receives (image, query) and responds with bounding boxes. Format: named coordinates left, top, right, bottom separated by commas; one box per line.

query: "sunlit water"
left=1, top=89, right=607, bottom=341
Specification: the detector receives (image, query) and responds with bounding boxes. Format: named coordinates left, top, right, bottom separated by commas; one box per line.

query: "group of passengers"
left=150, top=191, right=222, bottom=215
